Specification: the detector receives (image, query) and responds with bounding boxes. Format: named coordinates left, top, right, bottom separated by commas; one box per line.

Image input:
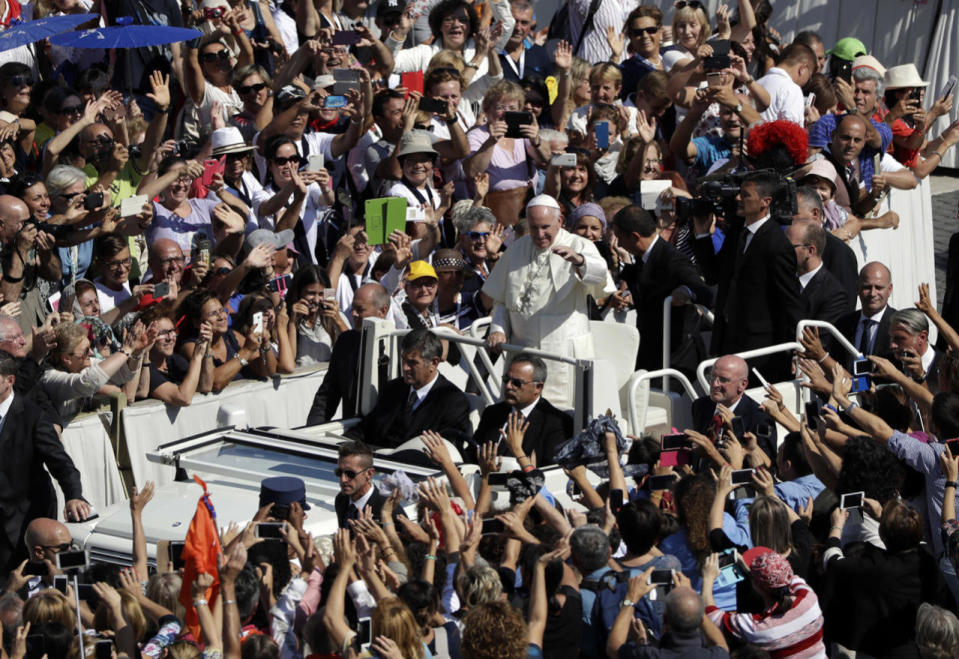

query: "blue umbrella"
left=0, top=13, right=99, bottom=53
left=48, top=17, right=202, bottom=49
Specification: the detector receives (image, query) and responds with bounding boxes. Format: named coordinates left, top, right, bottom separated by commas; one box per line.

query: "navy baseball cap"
left=259, top=476, right=311, bottom=510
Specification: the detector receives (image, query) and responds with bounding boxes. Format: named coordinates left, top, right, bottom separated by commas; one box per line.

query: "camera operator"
left=692, top=171, right=804, bottom=379
left=0, top=196, right=61, bottom=334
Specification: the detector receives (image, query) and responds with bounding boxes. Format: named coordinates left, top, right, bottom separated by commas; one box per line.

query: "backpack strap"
left=573, top=0, right=604, bottom=56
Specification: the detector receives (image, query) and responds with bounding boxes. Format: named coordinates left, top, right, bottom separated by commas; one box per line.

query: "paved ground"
left=930, top=169, right=959, bottom=307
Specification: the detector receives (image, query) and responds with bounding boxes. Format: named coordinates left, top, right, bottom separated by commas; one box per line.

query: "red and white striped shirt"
left=706, top=576, right=826, bottom=658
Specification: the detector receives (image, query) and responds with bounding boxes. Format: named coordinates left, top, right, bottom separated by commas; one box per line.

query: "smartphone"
left=255, top=522, right=285, bottom=539
left=252, top=311, right=264, bottom=336
left=947, top=438, right=959, bottom=457
left=840, top=491, right=864, bottom=510
left=333, top=67, right=362, bottom=83
left=201, top=158, right=224, bottom=187
left=751, top=367, right=770, bottom=389
left=550, top=153, right=578, bottom=167
left=23, top=561, right=48, bottom=576
left=647, top=569, right=673, bottom=586
left=76, top=583, right=97, bottom=601
left=715, top=548, right=744, bottom=587
left=323, top=95, right=348, bottom=109
left=909, top=87, right=922, bottom=101
left=804, top=400, right=821, bottom=429
left=481, top=518, right=505, bottom=535
left=354, top=616, right=372, bottom=650
left=193, top=236, right=212, bottom=268
left=595, top=120, right=610, bottom=149
left=939, top=75, right=957, bottom=100
left=56, top=549, right=88, bottom=571
left=169, top=541, right=186, bottom=570
left=53, top=574, right=68, bottom=594
left=504, top=111, right=534, bottom=138
left=332, top=30, right=362, bottom=46
left=84, top=191, right=104, bottom=211
left=717, top=548, right=737, bottom=569
left=308, top=154, right=325, bottom=172
left=323, top=287, right=336, bottom=301
left=873, top=152, right=881, bottom=173
left=120, top=194, right=148, bottom=218
left=487, top=472, right=510, bottom=489
left=661, top=433, right=690, bottom=451
left=837, top=60, right=852, bottom=83
left=731, top=416, right=745, bottom=439
left=706, top=71, right=723, bottom=89
left=731, top=468, right=755, bottom=485
left=610, top=488, right=625, bottom=514
left=805, top=92, right=816, bottom=108
left=418, top=96, right=448, bottom=114
left=647, top=474, right=678, bottom=491
left=95, top=640, right=113, bottom=659
left=756, top=423, right=772, bottom=440
left=703, top=54, right=730, bottom=71
left=153, top=281, right=170, bottom=299
left=853, top=358, right=876, bottom=376
left=568, top=480, right=582, bottom=496
left=267, top=273, right=293, bottom=295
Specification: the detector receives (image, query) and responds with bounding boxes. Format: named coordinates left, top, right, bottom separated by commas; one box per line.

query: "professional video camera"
left=676, top=168, right=798, bottom=223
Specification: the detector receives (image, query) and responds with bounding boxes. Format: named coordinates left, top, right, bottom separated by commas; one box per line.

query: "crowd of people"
left=4, top=0, right=959, bottom=656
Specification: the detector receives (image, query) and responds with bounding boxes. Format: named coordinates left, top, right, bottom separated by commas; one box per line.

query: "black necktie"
left=406, top=389, right=418, bottom=412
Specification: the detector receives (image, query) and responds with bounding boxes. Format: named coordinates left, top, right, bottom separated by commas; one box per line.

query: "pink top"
left=467, top=126, right=532, bottom=191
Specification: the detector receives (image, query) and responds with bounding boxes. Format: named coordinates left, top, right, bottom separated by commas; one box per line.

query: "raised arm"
left=422, top=430, right=475, bottom=510
left=129, top=481, right=155, bottom=581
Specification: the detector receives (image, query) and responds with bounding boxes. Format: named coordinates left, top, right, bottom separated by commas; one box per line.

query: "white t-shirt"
left=757, top=67, right=804, bottom=125
left=253, top=182, right=331, bottom=264
left=252, top=131, right=336, bottom=185
left=94, top=279, right=131, bottom=313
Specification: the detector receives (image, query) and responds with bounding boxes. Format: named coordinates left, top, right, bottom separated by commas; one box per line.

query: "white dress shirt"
left=757, top=67, right=805, bottom=125
left=409, top=372, right=440, bottom=412
left=744, top=215, right=771, bottom=252
left=798, top=263, right=824, bottom=290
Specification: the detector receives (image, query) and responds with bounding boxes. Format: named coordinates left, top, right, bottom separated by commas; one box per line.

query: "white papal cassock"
left=482, top=228, right=616, bottom=408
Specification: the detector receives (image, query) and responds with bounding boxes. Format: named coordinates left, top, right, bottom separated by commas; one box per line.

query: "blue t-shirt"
left=807, top=113, right=892, bottom=190
left=692, top=134, right=734, bottom=176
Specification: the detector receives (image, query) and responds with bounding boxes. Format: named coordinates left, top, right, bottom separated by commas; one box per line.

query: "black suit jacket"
left=621, top=238, right=714, bottom=371
left=348, top=373, right=472, bottom=451
left=335, top=487, right=392, bottom=530
left=471, top=398, right=573, bottom=466
left=820, top=233, right=858, bottom=313
left=0, top=394, right=83, bottom=572
left=835, top=305, right=897, bottom=359
left=693, top=217, right=804, bottom=357
left=306, top=330, right=360, bottom=425
left=802, top=267, right=848, bottom=326
left=691, top=393, right=777, bottom=461
left=499, top=45, right=553, bottom=82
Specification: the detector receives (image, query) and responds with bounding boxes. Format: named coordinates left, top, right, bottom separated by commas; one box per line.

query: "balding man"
left=483, top=195, right=614, bottom=407
left=786, top=219, right=847, bottom=325
left=0, top=353, right=88, bottom=574
left=147, top=238, right=186, bottom=286
left=617, top=585, right=729, bottom=658
left=306, top=283, right=393, bottom=425
left=23, top=517, right=73, bottom=570
left=0, top=196, right=61, bottom=334
left=692, top=355, right=776, bottom=461
left=794, top=186, right=858, bottom=310
left=0, top=314, right=58, bottom=423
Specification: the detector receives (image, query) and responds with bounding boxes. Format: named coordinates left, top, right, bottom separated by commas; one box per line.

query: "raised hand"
left=554, top=40, right=572, bottom=71
left=915, top=282, right=935, bottom=316
left=129, top=481, right=155, bottom=514
left=606, top=25, right=625, bottom=61
left=146, top=71, right=171, bottom=112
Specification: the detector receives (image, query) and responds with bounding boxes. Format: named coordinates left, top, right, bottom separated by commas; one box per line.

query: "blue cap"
left=259, top=476, right=311, bottom=510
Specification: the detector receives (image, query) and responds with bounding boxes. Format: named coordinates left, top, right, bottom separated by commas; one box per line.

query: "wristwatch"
left=237, top=355, right=249, bottom=367
left=734, top=102, right=744, bottom=113
left=622, top=599, right=636, bottom=608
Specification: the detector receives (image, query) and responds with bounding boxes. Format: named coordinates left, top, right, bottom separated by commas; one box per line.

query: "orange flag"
left=178, top=475, right=221, bottom=641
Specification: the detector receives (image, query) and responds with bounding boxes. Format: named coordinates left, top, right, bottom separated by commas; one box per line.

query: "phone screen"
left=481, top=518, right=505, bottom=535
left=853, top=359, right=875, bottom=376
left=804, top=401, right=821, bottom=429
left=647, top=474, right=677, bottom=491
left=731, top=468, right=755, bottom=485
left=610, top=488, right=624, bottom=514
left=947, top=438, right=959, bottom=457
left=660, top=433, right=689, bottom=451
left=256, top=522, right=285, bottom=539
left=169, top=541, right=186, bottom=570
left=648, top=569, right=673, bottom=585
left=840, top=491, right=864, bottom=510
left=595, top=121, right=610, bottom=149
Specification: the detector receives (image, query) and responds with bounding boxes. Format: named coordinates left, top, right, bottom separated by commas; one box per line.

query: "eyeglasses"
left=215, top=266, right=233, bottom=276
left=157, top=329, right=177, bottom=339
left=85, top=135, right=113, bottom=147
left=408, top=279, right=437, bottom=289
left=204, top=307, right=228, bottom=320
left=70, top=348, right=94, bottom=359
left=467, top=231, right=490, bottom=241
left=59, top=104, right=83, bottom=116
left=272, top=155, right=302, bottom=166
left=41, top=542, right=74, bottom=553
left=200, top=50, right=231, bottom=63
left=4, top=75, right=32, bottom=88
left=238, top=82, right=268, bottom=95
left=104, top=257, right=132, bottom=269
left=674, top=1, right=704, bottom=9
left=334, top=467, right=364, bottom=479
left=60, top=191, right=84, bottom=200
left=441, top=13, right=469, bottom=25
left=630, top=26, right=660, bottom=37
left=502, top=375, right=540, bottom=388
left=157, top=255, right=185, bottom=267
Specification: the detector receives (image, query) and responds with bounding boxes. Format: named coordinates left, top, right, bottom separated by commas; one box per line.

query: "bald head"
left=0, top=195, right=28, bottom=246
left=709, top=355, right=749, bottom=406
left=858, top=261, right=893, bottom=316
left=149, top=238, right=185, bottom=283
left=351, top=282, right=390, bottom=327
left=24, top=518, right=71, bottom=562
left=664, top=586, right=705, bottom=634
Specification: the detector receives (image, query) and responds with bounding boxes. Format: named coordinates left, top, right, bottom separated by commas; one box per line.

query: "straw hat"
left=211, top=127, right=255, bottom=156
left=884, top=63, right=928, bottom=90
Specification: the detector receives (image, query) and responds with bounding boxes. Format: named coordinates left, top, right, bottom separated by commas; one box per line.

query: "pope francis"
left=482, top=195, right=615, bottom=408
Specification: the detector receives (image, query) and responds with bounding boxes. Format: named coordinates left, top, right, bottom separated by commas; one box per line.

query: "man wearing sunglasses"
left=15, top=518, right=75, bottom=590
left=469, top=353, right=572, bottom=467
left=333, top=440, right=396, bottom=529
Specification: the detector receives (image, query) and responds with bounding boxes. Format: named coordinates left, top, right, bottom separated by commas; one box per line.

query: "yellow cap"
left=408, top=260, right=438, bottom=281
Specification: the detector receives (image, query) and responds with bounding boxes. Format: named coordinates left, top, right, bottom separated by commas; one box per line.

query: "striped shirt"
left=705, top=576, right=826, bottom=658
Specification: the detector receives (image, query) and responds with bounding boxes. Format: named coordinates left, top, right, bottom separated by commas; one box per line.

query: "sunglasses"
left=200, top=50, right=231, bottom=63
left=59, top=104, right=83, bottom=115
left=630, top=26, right=660, bottom=37
left=334, top=467, right=363, bottom=479
left=674, top=0, right=704, bottom=9
left=238, top=82, right=268, bottom=95
left=467, top=231, right=490, bottom=240
left=502, top=375, right=540, bottom=388
left=272, top=155, right=302, bottom=166
left=42, top=542, right=74, bottom=552
left=215, top=266, right=233, bottom=276
left=5, top=75, right=32, bottom=87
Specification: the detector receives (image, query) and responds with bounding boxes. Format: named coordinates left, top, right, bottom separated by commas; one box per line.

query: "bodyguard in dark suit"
left=612, top=205, right=714, bottom=371
left=333, top=440, right=397, bottom=530
left=471, top=353, right=573, bottom=466
left=794, top=186, right=857, bottom=311
left=306, top=283, right=393, bottom=425
left=347, top=329, right=472, bottom=451
left=787, top=219, right=848, bottom=326
left=692, top=172, right=804, bottom=374
left=499, top=2, right=553, bottom=82
left=692, top=355, right=777, bottom=461
left=0, top=354, right=89, bottom=574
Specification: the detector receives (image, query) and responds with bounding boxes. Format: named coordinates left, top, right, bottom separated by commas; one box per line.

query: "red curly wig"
left=746, top=120, right=809, bottom=167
